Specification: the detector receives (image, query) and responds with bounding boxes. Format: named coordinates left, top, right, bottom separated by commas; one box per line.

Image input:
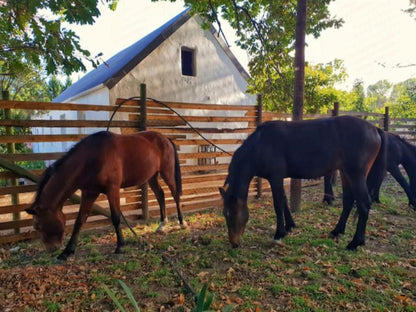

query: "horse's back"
left=85, top=131, right=166, bottom=188
left=250, top=116, right=381, bottom=179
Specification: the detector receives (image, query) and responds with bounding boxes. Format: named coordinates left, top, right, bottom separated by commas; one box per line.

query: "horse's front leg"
left=323, top=172, right=336, bottom=205
left=58, top=191, right=99, bottom=261
left=269, top=178, right=289, bottom=241
left=389, top=166, right=415, bottom=207
left=283, top=199, right=296, bottom=232
left=107, top=186, right=125, bottom=254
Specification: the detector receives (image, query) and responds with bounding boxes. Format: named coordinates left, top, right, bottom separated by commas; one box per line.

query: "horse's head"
left=26, top=202, right=65, bottom=252
left=219, top=184, right=249, bottom=248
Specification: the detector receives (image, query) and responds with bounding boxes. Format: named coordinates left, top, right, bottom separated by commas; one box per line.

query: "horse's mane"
left=390, top=132, right=416, bottom=153
left=34, top=131, right=111, bottom=202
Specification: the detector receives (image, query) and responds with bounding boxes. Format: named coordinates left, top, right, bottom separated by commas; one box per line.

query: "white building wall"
left=66, top=86, right=111, bottom=134
left=109, top=16, right=255, bottom=106
left=33, top=86, right=111, bottom=159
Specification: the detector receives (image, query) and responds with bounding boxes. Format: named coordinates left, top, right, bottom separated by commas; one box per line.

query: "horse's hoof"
left=274, top=232, right=286, bottom=241
left=346, top=239, right=364, bottom=251
left=156, top=225, right=166, bottom=234
left=114, top=246, right=123, bottom=254
left=329, top=229, right=344, bottom=238
left=322, top=198, right=334, bottom=205
left=274, top=239, right=284, bottom=245
left=346, top=243, right=358, bottom=251
left=180, top=221, right=188, bottom=229
left=56, top=253, right=68, bottom=262
left=285, top=222, right=296, bottom=232
left=156, top=220, right=168, bottom=233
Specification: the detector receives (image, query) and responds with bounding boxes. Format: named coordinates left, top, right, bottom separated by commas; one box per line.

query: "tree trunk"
left=290, top=0, right=307, bottom=212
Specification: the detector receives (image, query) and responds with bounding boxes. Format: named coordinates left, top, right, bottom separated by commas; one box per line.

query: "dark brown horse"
left=324, top=132, right=416, bottom=209
left=26, top=131, right=186, bottom=260
left=220, top=116, right=386, bottom=250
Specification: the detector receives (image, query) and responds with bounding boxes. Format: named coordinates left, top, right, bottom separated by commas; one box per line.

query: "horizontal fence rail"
left=0, top=96, right=413, bottom=244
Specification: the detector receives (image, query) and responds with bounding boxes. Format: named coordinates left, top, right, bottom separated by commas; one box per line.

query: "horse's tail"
left=367, top=128, right=387, bottom=202
left=169, top=138, right=182, bottom=195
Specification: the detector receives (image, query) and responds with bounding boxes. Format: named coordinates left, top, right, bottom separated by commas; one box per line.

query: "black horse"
left=323, top=132, right=416, bottom=209
left=220, top=116, right=386, bottom=250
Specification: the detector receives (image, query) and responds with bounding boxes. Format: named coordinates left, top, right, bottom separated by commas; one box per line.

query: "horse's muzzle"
left=231, top=242, right=240, bottom=248
left=228, top=234, right=242, bottom=248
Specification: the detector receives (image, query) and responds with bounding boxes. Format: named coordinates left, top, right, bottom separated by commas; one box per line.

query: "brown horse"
left=26, top=131, right=186, bottom=260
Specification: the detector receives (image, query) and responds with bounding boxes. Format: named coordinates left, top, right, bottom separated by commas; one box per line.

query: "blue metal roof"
left=54, top=8, right=190, bottom=103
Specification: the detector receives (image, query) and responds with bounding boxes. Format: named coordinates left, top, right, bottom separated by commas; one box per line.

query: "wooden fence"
left=1, top=96, right=415, bottom=244
left=0, top=94, right=266, bottom=243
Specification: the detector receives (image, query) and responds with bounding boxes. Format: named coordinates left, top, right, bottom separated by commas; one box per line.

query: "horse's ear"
left=25, top=208, right=38, bottom=216
left=219, top=184, right=229, bottom=197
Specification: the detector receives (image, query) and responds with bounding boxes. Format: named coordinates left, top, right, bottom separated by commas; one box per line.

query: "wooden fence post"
left=256, top=94, right=263, bottom=199
left=331, top=102, right=340, bottom=184
left=332, top=102, right=339, bottom=117
left=2, top=91, right=20, bottom=234
left=139, top=83, right=147, bottom=131
left=384, top=106, right=389, bottom=131
left=139, top=83, right=149, bottom=220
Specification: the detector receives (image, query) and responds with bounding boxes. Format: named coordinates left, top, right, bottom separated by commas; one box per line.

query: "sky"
left=71, top=0, right=416, bottom=91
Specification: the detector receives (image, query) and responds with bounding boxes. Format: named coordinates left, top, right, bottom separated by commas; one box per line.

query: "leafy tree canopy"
left=0, top=70, right=71, bottom=154
left=0, top=0, right=118, bottom=78
left=153, top=0, right=343, bottom=112
left=252, top=58, right=348, bottom=113
left=405, top=0, right=416, bottom=18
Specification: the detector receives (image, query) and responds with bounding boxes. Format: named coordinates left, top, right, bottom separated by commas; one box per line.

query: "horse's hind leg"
left=330, top=173, right=354, bottom=238
left=107, top=186, right=125, bottom=254
left=172, top=187, right=186, bottom=229
left=58, top=191, right=99, bottom=261
left=341, top=173, right=371, bottom=250
left=148, top=174, right=168, bottom=233
left=161, top=173, right=187, bottom=229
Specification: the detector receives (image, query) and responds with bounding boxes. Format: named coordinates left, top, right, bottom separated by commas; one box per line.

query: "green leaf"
left=118, top=280, right=141, bottom=312
left=101, top=284, right=127, bottom=312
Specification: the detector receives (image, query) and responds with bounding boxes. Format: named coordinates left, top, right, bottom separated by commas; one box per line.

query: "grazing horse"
left=26, top=131, right=186, bottom=260
left=219, top=116, right=386, bottom=250
left=323, top=132, right=416, bottom=209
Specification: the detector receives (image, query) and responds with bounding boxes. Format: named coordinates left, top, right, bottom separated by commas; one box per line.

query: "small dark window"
left=181, top=47, right=195, bottom=76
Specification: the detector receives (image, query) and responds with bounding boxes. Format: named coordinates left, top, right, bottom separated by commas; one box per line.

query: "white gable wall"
left=109, top=15, right=255, bottom=106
